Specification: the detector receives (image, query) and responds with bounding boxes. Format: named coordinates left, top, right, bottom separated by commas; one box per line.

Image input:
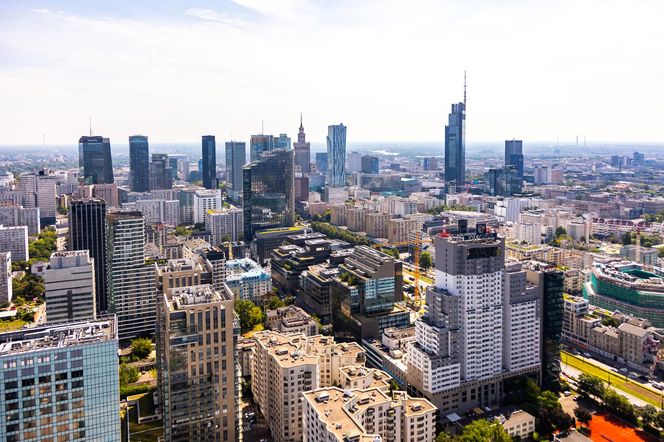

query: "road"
left=561, top=351, right=664, bottom=409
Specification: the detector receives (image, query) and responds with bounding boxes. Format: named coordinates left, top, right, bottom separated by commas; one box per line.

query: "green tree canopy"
left=235, top=299, right=265, bottom=333
left=555, top=226, right=567, bottom=237
left=578, top=373, right=606, bottom=398
left=119, top=363, right=139, bottom=387
left=458, top=419, right=512, bottom=442
left=266, top=295, right=286, bottom=310
left=574, top=406, right=592, bottom=424
left=130, top=337, right=153, bottom=360
left=420, top=251, right=433, bottom=269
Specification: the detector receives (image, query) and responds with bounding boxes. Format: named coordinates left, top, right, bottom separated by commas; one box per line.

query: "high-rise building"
left=0, top=225, right=28, bottom=261
left=361, top=154, right=379, bottom=174
left=505, top=139, right=524, bottom=179
left=106, top=211, right=156, bottom=341
left=156, top=284, right=240, bottom=442
left=205, top=207, right=244, bottom=244
left=444, top=80, right=466, bottom=190
left=293, top=115, right=311, bottom=174
left=79, top=135, right=114, bottom=185
left=225, top=141, right=246, bottom=201
left=45, top=251, right=96, bottom=323
left=407, top=223, right=541, bottom=414
left=242, top=149, right=294, bottom=241
left=250, top=134, right=274, bottom=161
left=315, top=152, right=328, bottom=175
left=192, top=189, right=222, bottom=224
left=326, top=123, right=347, bottom=187
left=149, top=153, right=173, bottom=190
left=129, top=135, right=150, bottom=192
left=0, top=206, right=40, bottom=235
left=201, top=135, right=217, bottom=190
left=18, top=170, right=57, bottom=225
left=274, top=133, right=291, bottom=150
left=0, top=252, right=12, bottom=304
left=333, top=246, right=407, bottom=340
left=484, top=165, right=522, bottom=197
left=0, top=318, right=121, bottom=442
left=534, top=166, right=549, bottom=185
left=69, top=199, right=108, bottom=313
left=347, top=151, right=362, bottom=173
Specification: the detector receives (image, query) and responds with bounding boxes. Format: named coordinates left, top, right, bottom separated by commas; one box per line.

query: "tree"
left=389, top=380, right=399, bottom=393
left=131, top=338, right=153, bottom=360
left=266, top=295, right=286, bottom=310
left=638, top=404, right=658, bottom=428
left=28, top=227, right=58, bottom=261
left=574, top=406, right=592, bottom=425
left=555, top=227, right=567, bottom=237
left=435, top=432, right=456, bottom=442
left=12, top=272, right=45, bottom=300
left=458, top=419, right=511, bottom=442
left=623, top=232, right=632, bottom=245
left=235, top=299, right=265, bottom=333
left=419, top=251, right=433, bottom=270
left=119, top=363, right=139, bottom=387
left=174, top=226, right=192, bottom=237
left=578, top=373, right=606, bottom=398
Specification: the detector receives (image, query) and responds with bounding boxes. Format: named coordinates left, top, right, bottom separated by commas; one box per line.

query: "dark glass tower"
left=242, top=149, right=294, bottom=241
left=79, top=136, right=114, bottom=185
left=315, top=152, right=328, bottom=174
left=129, top=135, right=150, bottom=192
left=361, top=154, right=379, bottom=174
left=149, top=153, right=173, bottom=190
left=444, top=75, right=466, bottom=190
left=225, top=141, right=246, bottom=200
left=69, top=198, right=108, bottom=313
left=202, top=135, right=217, bottom=189
left=250, top=134, right=274, bottom=161
left=326, top=123, right=347, bottom=187
left=505, top=139, right=524, bottom=179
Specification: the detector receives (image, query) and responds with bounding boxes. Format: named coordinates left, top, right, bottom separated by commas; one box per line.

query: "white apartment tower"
left=45, top=251, right=96, bottom=323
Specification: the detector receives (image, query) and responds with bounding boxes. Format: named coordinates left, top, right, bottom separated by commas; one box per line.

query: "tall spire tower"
left=444, top=73, right=467, bottom=191
left=293, top=113, right=311, bottom=174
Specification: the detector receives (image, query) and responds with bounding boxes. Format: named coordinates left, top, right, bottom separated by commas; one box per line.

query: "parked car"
left=563, top=391, right=572, bottom=397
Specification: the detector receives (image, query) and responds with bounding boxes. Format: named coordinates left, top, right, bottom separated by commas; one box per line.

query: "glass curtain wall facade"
left=326, top=124, right=347, bottom=187
left=78, top=136, right=114, bottom=185
left=129, top=135, right=150, bottom=192
left=201, top=135, right=217, bottom=190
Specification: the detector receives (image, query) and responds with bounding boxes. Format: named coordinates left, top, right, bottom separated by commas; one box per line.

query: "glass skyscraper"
left=444, top=100, right=465, bottom=190
left=0, top=318, right=120, bottom=442
left=326, top=123, right=347, bottom=187
left=242, top=149, right=294, bottom=241
left=250, top=134, right=273, bottom=162
left=225, top=141, right=246, bottom=201
left=315, top=152, right=328, bottom=174
left=129, top=135, right=150, bottom=192
left=505, top=139, right=524, bottom=179
left=78, top=136, right=114, bottom=185
left=69, top=199, right=108, bottom=314
left=149, top=153, right=173, bottom=190
left=201, top=135, right=217, bottom=190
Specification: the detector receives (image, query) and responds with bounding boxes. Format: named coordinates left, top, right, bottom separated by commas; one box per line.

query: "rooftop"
left=168, top=284, right=230, bottom=309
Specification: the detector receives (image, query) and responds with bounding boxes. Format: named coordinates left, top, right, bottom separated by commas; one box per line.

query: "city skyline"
left=2, top=1, right=664, bottom=145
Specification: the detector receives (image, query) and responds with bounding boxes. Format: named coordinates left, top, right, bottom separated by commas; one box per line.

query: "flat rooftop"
left=169, top=284, right=230, bottom=309
left=0, top=319, right=116, bottom=356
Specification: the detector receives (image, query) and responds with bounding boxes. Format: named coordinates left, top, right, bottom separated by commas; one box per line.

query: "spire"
left=300, top=112, right=303, bottom=129
left=463, top=70, right=467, bottom=108
left=89, top=116, right=92, bottom=136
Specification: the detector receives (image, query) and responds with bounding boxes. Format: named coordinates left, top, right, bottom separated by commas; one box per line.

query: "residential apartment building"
left=266, top=306, right=318, bottom=336
left=192, top=189, right=222, bottom=224
left=0, top=205, right=40, bottom=235
left=156, top=284, right=240, bottom=442
left=225, top=258, right=271, bottom=302
left=0, top=225, right=28, bottom=261
left=0, top=252, right=12, bottom=304
left=205, top=207, right=243, bottom=244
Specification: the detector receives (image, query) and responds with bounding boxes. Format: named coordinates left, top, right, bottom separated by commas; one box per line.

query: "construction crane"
left=373, top=232, right=433, bottom=309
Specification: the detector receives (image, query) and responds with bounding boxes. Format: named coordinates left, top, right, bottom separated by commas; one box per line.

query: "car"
left=259, top=439, right=268, bottom=442
left=563, top=391, right=572, bottom=397
left=619, top=367, right=628, bottom=373
left=244, top=411, right=255, bottom=419
left=583, top=352, right=591, bottom=357
left=652, top=383, right=664, bottom=390
left=573, top=396, right=579, bottom=401
left=611, top=368, right=619, bottom=373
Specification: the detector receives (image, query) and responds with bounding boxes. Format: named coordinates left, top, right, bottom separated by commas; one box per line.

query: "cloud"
left=184, top=8, right=247, bottom=26
left=230, top=0, right=317, bottom=21
left=29, top=8, right=51, bottom=14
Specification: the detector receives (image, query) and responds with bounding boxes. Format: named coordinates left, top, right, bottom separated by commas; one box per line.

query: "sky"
left=1, top=0, right=663, bottom=146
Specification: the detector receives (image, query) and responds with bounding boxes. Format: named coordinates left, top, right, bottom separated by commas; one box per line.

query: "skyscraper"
left=293, top=114, right=311, bottom=174
left=242, top=148, right=294, bottom=241
left=149, top=153, right=173, bottom=190
left=505, top=139, right=524, bottom=179
left=129, top=135, right=150, bottom=192
left=347, top=151, right=362, bottom=173
left=250, top=134, right=274, bottom=161
left=361, top=154, right=379, bottom=174
left=444, top=77, right=466, bottom=190
left=106, top=211, right=156, bottom=341
left=201, top=135, right=217, bottom=190
left=225, top=141, right=246, bottom=201
left=79, top=135, right=114, bottom=185
left=69, top=199, right=108, bottom=313
left=156, top=284, right=240, bottom=442
left=274, top=133, right=291, bottom=149
left=315, top=152, right=328, bottom=174
left=44, top=250, right=96, bottom=323
left=326, top=123, right=347, bottom=187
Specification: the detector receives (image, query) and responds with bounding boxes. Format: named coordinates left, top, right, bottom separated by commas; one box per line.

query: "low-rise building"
left=266, top=305, right=318, bottom=336
left=225, top=258, right=271, bottom=302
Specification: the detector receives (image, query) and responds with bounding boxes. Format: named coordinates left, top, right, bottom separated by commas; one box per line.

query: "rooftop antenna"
left=261, top=120, right=264, bottom=135
left=300, top=112, right=303, bottom=127
left=463, top=70, right=467, bottom=107
left=42, top=134, right=45, bottom=146
left=89, top=116, right=92, bottom=136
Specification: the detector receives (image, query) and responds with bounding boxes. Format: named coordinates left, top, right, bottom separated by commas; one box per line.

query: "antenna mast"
left=89, top=116, right=92, bottom=136
left=463, top=70, right=467, bottom=107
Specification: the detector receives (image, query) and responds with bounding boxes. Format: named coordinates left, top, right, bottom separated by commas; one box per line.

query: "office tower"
left=0, top=206, right=40, bottom=235
left=201, top=135, right=217, bottom=190
left=347, top=151, right=362, bottom=173
left=525, top=261, right=564, bottom=388
left=242, top=149, right=294, bottom=241
left=333, top=246, right=407, bottom=340
left=18, top=170, right=57, bottom=225
left=0, top=319, right=120, bottom=442
left=149, top=153, right=173, bottom=190
left=0, top=225, right=28, bottom=261
left=225, top=141, right=246, bottom=201
left=484, top=165, right=522, bottom=197
left=205, top=207, right=244, bottom=244
left=274, top=133, right=291, bottom=149
left=44, top=251, right=96, bottom=323
left=505, top=139, right=524, bottom=179
left=423, top=157, right=438, bottom=171
left=192, top=189, right=222, bottom=224
left=106, top=211, right=156, bottom=341
left=167, top=154, right=190, bottom=181
left=156, top=284, right=239, bottom=442
left=293, top=115, right=311, bottom=174
left=408, top=223, right=541, bottom=414
left=444, top=79, right=466, bottom=190
left=315, top=152, right=328, bottom=174
left=0, top=252, right=11, bottom=304
left=78, top=135, right=114, bottom=185
left=69, top=199, right=108, bottom=313
left=361, top=154, right=379, bottom=174
left=129, top=135, right=150, bottom=192
left=326, top=123, right=347, bottom=187
left=250, top=134, right=274, bottom=161
left=534, top=165, right=549, bottom=185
